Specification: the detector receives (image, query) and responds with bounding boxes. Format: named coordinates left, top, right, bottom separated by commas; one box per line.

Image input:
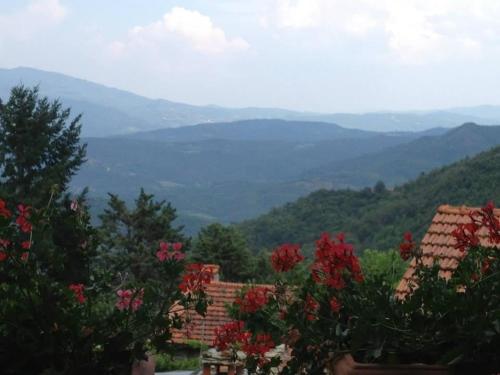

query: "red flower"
left=116, top=289, right=144, bottom=311
left=235, top=287, right=272, bottom=313
left=0, top=239, right=10, bottom=249
left=270, top=243, right=304, bottom=272
left=329, top=297, right=341, bottom=313
left=304, top=294, right=319, bottom=321
left=21, top=241, right=31, bottom=250
left=20, top=252, right=29, bottom=261
left=242, top=333, right=276, bottom=359
left=311, top=233, right=363, bottom=289
left=156, top=241, right=185, bottom=262
left=0, top=199, right=11, bottom=218
left=0, top=251, right=7, bottom=262
left=179, top=264, right=212, bottom=293
left=69, top=283, right=86, bottom=304
left=213, top=321, right=250, bottom=351
left=399, top=232, right=416, bottom=260
left=16, top=205, right=32, bottom=233
left=452, top=222, right=480, bottom=252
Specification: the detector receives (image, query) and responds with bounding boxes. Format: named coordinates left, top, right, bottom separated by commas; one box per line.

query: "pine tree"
left=0, top=85, right=86, bottom=205
left=98, top=189, right=187, bottom=282
left=191, top=223, right=254, bottom=282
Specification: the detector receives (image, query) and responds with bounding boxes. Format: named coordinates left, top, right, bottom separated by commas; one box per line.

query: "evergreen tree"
left=191, top=223, right=254, bottom=282
left=98, top=189, right=187, bottom=281
left=0, top=85, right=86, bottom=205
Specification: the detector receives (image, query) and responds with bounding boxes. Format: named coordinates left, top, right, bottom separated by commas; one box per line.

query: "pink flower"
left=20, top=252, right=29, bottom=261
left=116, top=289, right=144, bottom=312
left=156, top=241, right=185, bottom=262
left=0, top=239, right=10, bottom=249
left=21, top=241, right=31, bottom=250
left=0, top=199, right=11, bottom=218
left=16, top=205, right=32, bottom=233
left=70, top=200, right=79, bottom=212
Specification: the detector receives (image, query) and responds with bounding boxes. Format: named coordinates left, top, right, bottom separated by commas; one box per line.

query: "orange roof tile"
left=171, top=280, right=273, bottom=346
left=395, top=204, right=500, bottom=299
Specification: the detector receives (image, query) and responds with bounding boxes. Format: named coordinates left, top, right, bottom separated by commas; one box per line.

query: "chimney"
left=203, top=264, right=220, bottom=282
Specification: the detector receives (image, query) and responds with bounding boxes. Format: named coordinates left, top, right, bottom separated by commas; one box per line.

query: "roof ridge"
left=437, top=204, right=500, bottom=215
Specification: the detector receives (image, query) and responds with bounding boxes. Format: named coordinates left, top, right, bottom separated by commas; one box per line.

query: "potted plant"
left=214, top=203, right=500, bottom=374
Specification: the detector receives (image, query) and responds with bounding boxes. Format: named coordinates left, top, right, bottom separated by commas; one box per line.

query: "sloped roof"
left=395, top=204, right=500, bottom=299
left=172, top=275, right=273, bottom=346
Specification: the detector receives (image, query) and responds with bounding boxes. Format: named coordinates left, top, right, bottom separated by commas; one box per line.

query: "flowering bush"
left=216, top=203, right=500, bottom=374
left=0, top=197, right=210, bottom=375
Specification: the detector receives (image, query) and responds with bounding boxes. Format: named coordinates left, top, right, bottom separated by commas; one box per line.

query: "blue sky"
left=2, top=0, right=500, bottom=112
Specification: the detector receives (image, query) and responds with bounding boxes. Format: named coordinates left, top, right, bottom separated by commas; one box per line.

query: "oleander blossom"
left=213, top=320, right=250, bottom=351
left=69, top=284, right=86, bottom=304
left=116, top=289, right=144, bottom=312
left=235, top=286, right=272, bottom=313
left=271, top=243, right=304, bottom=272
left=156, top=241, right=185, bottom=262
left=311, top=232, right=363, bottom=290
left=179, top=264, right=213, bottom=293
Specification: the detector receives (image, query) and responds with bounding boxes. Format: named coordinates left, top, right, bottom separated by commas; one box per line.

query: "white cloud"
left=0, top=0, right=67, bottom=40
left=112, top=7, right=249, bottom=56
left=265, top=0, right=500, bottom=64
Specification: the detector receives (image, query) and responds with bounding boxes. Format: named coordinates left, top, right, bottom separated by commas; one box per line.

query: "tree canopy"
left=0, top=85, right=86, bottom=205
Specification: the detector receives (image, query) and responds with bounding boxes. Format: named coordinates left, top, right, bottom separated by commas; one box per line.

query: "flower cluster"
left=399, top=232, right=416, bottom=260
left=69, top=284, right=86, bottom=304
left=0, top=199, right=12, bottom=218
left=270, top=243, right=304, bottom=272
left=452, top=202, right=500, bottom=252
left=242, top=333, right=276, bottom=365
left=311, top=232, right=363, bottom=289
left=304, top=294, right=319, bottom=321
left=16, top=204, right=32, bottom=233
left=116, top=289, right=144, bottom=312
left=235, top=286, right=272, bottom=313
left=329, top=297, right=341, bottom=313
left=213, top=320, right=250, bottom=351
left=179, top=263, right=213, bottom=293
left=156, top=241, right=185, bottom=262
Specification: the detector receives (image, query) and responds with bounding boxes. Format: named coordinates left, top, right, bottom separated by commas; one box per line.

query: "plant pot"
left=333, top=355, right=450, bottom=375
left=131, top=355, right=155, bottom=375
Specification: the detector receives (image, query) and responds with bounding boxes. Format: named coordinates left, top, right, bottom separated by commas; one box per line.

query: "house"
left=172, top=265, right=273, bottom=375
left=396, top=204, right=500, bottom=299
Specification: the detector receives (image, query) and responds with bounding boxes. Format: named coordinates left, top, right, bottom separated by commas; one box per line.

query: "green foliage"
left=191, top=223, right=254, bottom=282
left=154, top=354, right=200, bottom=372
left=0, top=85, right=86, bottom=205
left=98, top=189, right=188, bottom=282
left=359, top=249, right=407, bottom=287
left=239, top=146, right=500, bottom=252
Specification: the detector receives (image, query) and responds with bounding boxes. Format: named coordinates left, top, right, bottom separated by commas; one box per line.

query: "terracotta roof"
left=172, top=277, right=273, bottom=346
left=395, top=204, right=500, bottom=299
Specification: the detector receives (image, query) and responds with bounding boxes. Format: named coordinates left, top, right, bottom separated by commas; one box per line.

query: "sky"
left=2, top=0, right=500, bottom=113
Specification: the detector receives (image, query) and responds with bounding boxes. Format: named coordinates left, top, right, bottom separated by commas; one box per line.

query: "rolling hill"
left=1, top=67, right=498, bottom=136
left=303, top=123, right=500, bottom=188
left=238, top=144, right=500, bottom=253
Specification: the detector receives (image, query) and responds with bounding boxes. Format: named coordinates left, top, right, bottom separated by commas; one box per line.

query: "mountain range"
left=2, top=67, right=500, bottom=136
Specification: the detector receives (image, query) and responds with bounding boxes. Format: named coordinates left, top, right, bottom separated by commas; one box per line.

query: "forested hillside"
left=238, top=145, right=500, bottom=253
left=304, top=123, right=500, bottom=188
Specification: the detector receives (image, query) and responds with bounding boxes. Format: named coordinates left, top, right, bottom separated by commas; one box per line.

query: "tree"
left=0, top=85, right=86, bottom=205
left=191, top=223, right=254, bottom=282
left=98, top=189, right=187, bottom=281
